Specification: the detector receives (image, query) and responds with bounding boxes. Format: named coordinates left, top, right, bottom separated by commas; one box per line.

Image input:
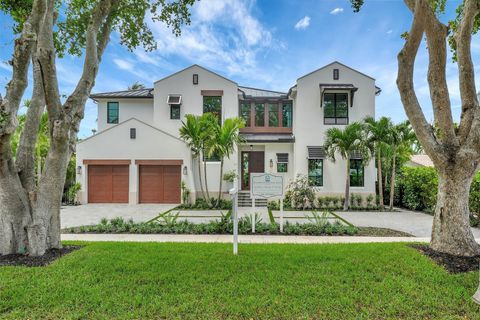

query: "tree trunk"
left=431, top=167, right=480, bottom=256
left=377, top=147, right=384, bottom=210
left=216, top=158, right=224, bottom=207
left=196, top=156, right=206, bottom=202
left=203, top=151, right=211, bottom=206
left=344, top=157, right=350, bottom=211
left=389, top=152, right=397, bottom=211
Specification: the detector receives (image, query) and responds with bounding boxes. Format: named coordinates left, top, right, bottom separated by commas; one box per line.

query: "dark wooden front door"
left=241, top=151, right=265, bottom=190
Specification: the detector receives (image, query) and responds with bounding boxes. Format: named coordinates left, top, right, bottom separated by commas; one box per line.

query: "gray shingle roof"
left=238, top=86, right=288, bottom=99
left=90, top=88, right=153, bottom=99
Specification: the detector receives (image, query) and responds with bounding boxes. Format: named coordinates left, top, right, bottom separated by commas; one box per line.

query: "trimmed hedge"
left=396, top=166, right=480, bottom=225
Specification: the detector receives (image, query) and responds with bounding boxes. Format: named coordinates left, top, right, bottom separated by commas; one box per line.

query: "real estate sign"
left=251, top=173, right=284, bottom=199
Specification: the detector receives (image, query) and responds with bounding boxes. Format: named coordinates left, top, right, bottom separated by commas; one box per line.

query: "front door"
left=241, top=151, right=265, bottom=190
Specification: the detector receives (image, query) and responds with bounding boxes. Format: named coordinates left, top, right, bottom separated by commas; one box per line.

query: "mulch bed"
left=0, top=245, right=82, bottom=267
left=357, top=227, right=413, bottom=237
left=412, top=244, right=480, bottom=273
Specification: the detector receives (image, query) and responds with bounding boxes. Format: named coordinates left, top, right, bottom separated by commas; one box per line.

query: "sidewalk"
left=62, top=233, right=432, bottom=244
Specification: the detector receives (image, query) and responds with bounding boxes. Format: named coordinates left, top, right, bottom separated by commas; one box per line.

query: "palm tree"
left=212, top=117, right=245, bottom=207
left=364, top=116, right=393, bottom=210
left=198, top=113, right=218, bottom=205
left=388, top=121, right=415, bottom=210
left=128, top=82, right=145, bottom=90
left=179, top=114, right=207, bottom=203
left=324, top=122, right=370, bottom=210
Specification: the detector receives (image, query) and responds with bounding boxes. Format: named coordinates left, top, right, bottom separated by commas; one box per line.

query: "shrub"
left=181, top=181, right=191, bottom=205
left=223, top=170, right=237, bottom=183
left=396, top=167, right=438, bottom=213
left=67, top=183, right=81, bottom=205
left=177, top=198, right=232, bottom=210
left=286, top=175, right=315, bottom=210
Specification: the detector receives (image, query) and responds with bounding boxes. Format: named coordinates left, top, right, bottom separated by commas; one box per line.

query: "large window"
left=255, top=103, right=265, bottom=126
left=324, top=93, right=348, bottom=125
left=170, top=105, right=180, bottom=119
left=240, top=103, right=251, bottom=127
left=203, top=96, right=222, bottom=123
left=282, top=103, right=293, bottom=128
left=107, top=102, right=119, bottom=124
left=308, top=159, right=323, bottom=187
left=268, top=104, right=279, bottom=127
left=350, top=159, right=364, bottom=187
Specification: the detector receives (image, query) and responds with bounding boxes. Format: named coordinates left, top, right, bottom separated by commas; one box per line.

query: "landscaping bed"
left=412, top=244, right=480, bottom=273
left=0, top=245, right=81, bottom=267
left=1, top=242, right=479, bottom=319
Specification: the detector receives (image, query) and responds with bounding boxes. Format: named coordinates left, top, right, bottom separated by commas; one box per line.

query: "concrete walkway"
left=62, top=233, right=431, bottom=244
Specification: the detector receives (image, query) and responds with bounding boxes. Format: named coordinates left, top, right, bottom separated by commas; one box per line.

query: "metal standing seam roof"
left=90, top=88, right=154, bottom=99
left=240, top=133, right=295, bottom=143
left=238, top=86, right=288, bottom=99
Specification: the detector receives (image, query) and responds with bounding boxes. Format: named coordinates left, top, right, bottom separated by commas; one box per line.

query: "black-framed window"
left=333, top=69, right=339, bottom=80
left=170, top=105, right=180, bottom=119
left=277, top=163, right=287, bottom=173
left=203, top=96, right=222, bottom=124
left=282, top=103, right=293, bottom=128
left=255, top=103, right=265, bottom=126
left=240, top=103, right=251, bottom=127
left=350, top=159, right=364, bottom=187
left=324, top=93, right=348, bottom=125
left=107, top=102, right=119, bottom=124
left=308, top=159, right=323, bottom=187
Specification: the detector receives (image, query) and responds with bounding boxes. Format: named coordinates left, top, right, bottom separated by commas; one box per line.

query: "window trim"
left=167, top=94, right=182, bottom=105
left=349, top=159, right=364, bottom=187
left=107, top=102, right=119, bottom=124
left=308, top=159, right=324, bottom=187
left=323, top=92, right=349, bottom=125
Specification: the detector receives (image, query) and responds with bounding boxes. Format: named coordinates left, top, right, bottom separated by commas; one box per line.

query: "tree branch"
left=397, top=0, right=447, bottom=166
left=421, top=0, right=458, bottom=147
left=15, top=55, right=45, bottom=193
left=456, top=0, right=480, bottom=144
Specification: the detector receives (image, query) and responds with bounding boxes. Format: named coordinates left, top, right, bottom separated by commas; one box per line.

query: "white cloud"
left=0, top=62, right=11, bottom=72
left=113, top=58, right=134, bottom=71
left=386, top=29, right=393, bottom=35
left=330, top=8, right=344, bottom=15
left=294, top=16, right=311, bottom=30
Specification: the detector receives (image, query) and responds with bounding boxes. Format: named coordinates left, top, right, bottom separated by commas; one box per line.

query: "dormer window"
left=167, top=94, right=182, bottom=120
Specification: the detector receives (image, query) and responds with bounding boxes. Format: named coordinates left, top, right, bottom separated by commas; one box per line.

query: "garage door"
left=139, top=165, right=181, bottom=203
left=88, top=165, right=129, bottom=203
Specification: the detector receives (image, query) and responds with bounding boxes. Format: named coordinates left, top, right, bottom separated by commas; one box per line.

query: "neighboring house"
left=76, top=62, right=380, bottom=205
left=406, top=154, right=434, bottom=168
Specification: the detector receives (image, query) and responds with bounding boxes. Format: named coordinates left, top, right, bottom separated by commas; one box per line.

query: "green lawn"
left=1, top=242, right=479, bottom=319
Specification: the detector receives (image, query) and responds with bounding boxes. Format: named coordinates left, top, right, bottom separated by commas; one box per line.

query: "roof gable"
left=154, top=64, right=237, bottom=85
left=297, top=61, right=375, bottom=81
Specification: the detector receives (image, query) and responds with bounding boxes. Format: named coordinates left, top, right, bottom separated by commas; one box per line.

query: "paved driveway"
left=336, top=209, right=480, bottom=237
left=60, top=204, right=177, bottom=228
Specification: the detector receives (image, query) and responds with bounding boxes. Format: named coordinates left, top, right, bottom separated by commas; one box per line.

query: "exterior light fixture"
left=77, top=166, right=82, bottom=175
left=270, top=159, right=273, bottom=168
left=183, top=166, right=188, bottom=175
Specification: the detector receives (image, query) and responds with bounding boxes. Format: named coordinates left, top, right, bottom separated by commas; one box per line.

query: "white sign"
left=251, top=173, right=284, bottom=199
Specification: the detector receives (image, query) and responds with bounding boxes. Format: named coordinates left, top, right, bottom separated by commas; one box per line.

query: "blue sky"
left=1, top=0, right=480, bottom=138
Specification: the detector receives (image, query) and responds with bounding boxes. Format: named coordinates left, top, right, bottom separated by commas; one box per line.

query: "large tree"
left=351, top=0, right=480, bottom=256
left=0, top=0, right=195, bottom=256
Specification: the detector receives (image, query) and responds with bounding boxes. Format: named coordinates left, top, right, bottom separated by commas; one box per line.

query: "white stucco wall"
left=76, top=118, right=194, bottom=204
left=292, top=62, right=377, bottom=195
left=97, top=98, right=153, bottom=132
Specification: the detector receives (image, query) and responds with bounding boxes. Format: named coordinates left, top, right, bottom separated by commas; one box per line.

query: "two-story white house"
left=76, top=62, right=380, bottom=205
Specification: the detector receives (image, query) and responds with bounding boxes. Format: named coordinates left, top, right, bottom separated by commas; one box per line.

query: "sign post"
left=251, top=173, right=284, bottom=232
left=229, top=180, right=239, bottom=255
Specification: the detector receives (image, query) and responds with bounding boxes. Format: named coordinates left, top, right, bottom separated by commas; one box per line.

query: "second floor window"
left=203, top=96, right=222, bottom=124
left=107, top=102, right=119, bottom=124
left=255, top=103, right=265, bottom=126
left=350, top=159, right=364, bottom=187
left=268, top=104, right=279, bottom=127
left=240, top=103, right=251, bottom=126
left=324, top=93, right=348, bottom=125
left=282, top=103, right=293, bottom=128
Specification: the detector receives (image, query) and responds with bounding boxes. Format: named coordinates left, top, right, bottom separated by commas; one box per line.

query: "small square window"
left=277, top=163, right=287, bottom=173
left=170, top=105, right=181, bottom=119
left=107, top=102, right=119, bottom=124
left=333, top=69, right=339, bottom=80
left=193, top=74, right=198, bottom=85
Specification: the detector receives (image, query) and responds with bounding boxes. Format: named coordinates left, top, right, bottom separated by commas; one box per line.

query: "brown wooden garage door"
left=88, top=165, right=129, bottom=203
left=139, top=165, right=181, bottom=203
